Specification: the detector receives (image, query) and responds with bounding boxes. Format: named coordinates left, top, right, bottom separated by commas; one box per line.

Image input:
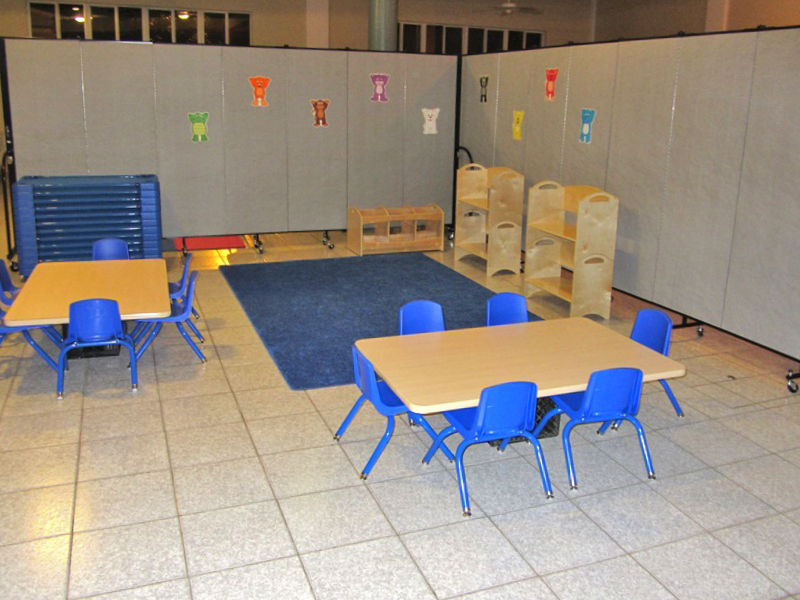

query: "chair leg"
left=135, top=322, right=162, bottom=362
left=175, top=322, right=206, bottom=362
left=22, top=331, right=57, bottom=370
left=422, top=425, right=456, bottom=464
left=410, top=413, right=455, bottom=461
left=42, top=326, right=63, bottom=346
left=185, top=318, right=204, bottom=343
left=56, top=347, right=71, bottom=399
left=334, top=395, right=367, bottom=440
left=522, top=433, right=554, bottom=498
left=561, top=421, right=579, bottom=490
left=628, top=417, right=656, bottom=479
left=361, top=415, right=395, bottom=480
left=192, top=306, right=200, bottom=319
left=454, top=440, right=473, bottom=516
left=660, top=379, right=684, bottom=417
left=531, top=406, right=564, bottom=438
left=121, top=339, right=138, bottom=392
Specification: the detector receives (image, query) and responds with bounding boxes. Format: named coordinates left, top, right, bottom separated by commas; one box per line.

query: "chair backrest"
left=174, top=271, right=200, bottom=318
left=580, top=367, right=644, bottom=422
left=469, top=381, right=538, bottom=440
left=352, top=345, right=396, bottom=416
left=0, top=261, right=20, bottom=297
left=399, top=300, right=444, bottom=335
left=174, top=253, right=194, bottom=296
left=92, top=238, right=130, bottom=261
left=486, top=292, right=528, bottom=326
left=68, top=298, right=123, bottom=343
left=630, top=308, right=672, bottom=356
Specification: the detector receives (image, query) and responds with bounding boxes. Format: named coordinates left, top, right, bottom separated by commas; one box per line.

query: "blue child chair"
left=630, top=308, right=684, bottom=417
left=134, top=271, right=205, bottom=362
left=334, top=346, right=455, bottom=480
left=92, top=238, right=130, bottom=260
left=399, top=300, right=444, bottom=335
left=58, top=299, right=137, bottom=399
left=541, top=367, right=654, bottom=490
left=0, top=261, right=21, bottom=305
left=486, top=292, right=528, bottom=326
left=169, top=252, right=200, bottom=320
left=422, top=381, right=554, bottom=516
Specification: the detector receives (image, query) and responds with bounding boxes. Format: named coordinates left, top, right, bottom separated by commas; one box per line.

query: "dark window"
left=508, top=30, right=524, bottom=51
left=204, top=12, right=225, bottom=45
left=444, top=26, right=462, bottom=55
left=30, top=3, right=57, bottom=38
left=228, top=13, right=250, bottom=46
left=426, top=25, right=443, bottom=54
left=175, top=10, right=197, bottom=44
left=149, top=9, right=172, bottom=43
left=402, top=23, right=421, bottom=53
left=525, top=32, right=543, bottom=49
left=487, top=29, right=503, bottom=53
left=467, top=28, right=484, bottom=54
left=118, top=6, right=142, bottom=41
left=60, top=4, right=86, bottom=40
left=90, top=6, right=115, bottom=40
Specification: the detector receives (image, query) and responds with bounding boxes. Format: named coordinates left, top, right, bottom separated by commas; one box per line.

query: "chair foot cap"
left=132, top=384, right=139, bottom=391
left=546, top=492, right=554, bottom=499
left=56, top=393, right=64, bottom=400
left=570, top=485, right=578, bottom=490
left=648, top=473, right=657, bottom=480
left=462, top=511, right=472, bottom=517
left=359, top=473, right=368, bottom=480
left=333, top=435, right=340, bottom=441
left=677, top=412, right=685, bottom=417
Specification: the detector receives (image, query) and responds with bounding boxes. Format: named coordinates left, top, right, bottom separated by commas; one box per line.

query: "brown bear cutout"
left=311, top=99, right=331, bottom=127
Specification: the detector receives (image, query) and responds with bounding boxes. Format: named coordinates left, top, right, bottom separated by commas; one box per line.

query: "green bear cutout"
left=188, top=112, right=209, bottom=142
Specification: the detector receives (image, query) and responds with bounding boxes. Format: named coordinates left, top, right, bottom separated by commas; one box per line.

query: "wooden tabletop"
left=356, top=317, right=686, bottom=414
left=4, top=259, right=171, bottom=326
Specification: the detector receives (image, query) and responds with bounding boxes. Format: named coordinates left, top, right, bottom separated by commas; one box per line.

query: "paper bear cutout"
left=311, top=99, right=331, bottom=127
left=580, top=109, right=596, bottom=143
left=545, top=68, right=559, bottom=101
left=188, top=112, right=209, bottom=142
left=480, top=76, right=489, bottom=103
left=370, top=74, right=389, bottom=102
left=513, top=110, right=524, bottom=140
left=422, top=108, right=440, bottom=135
left=249, top=76, right=271, bottom=107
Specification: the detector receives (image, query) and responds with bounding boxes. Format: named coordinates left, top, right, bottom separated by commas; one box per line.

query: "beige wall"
left=329, top=0, right=368, bottom=49
left=727, top=0, right=800, bottom=29
left=594, top=0, right=708, bottom=41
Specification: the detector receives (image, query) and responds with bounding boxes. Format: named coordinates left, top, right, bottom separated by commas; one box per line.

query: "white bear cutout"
left=422, top=108, right=440, bottom=135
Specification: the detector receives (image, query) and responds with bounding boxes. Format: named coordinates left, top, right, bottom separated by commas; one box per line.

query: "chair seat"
left=168, top=281, right=181, bottom=295
left=443, top=407, right=478, bottom=436
left=552, top=392, right=584, bottom=415
left=374, top=381, right=407, bottom=414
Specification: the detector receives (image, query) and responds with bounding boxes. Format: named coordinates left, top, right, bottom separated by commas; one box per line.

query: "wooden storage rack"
left=454, top=164, right=524, bottom=276
left=525, top=181, right=619, bottom=318
left=347, top=205, right=445, bottom=256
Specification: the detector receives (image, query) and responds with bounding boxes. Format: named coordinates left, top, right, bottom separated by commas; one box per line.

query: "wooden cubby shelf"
left=525, top=181, right=619, bottom=319
left=454, top=164, right=524, bottom=276
left=347, top=205, right=445, bottom=256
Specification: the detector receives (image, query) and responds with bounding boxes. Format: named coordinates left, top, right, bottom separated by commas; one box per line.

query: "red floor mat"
left=174, top=235, right=246, bottom=251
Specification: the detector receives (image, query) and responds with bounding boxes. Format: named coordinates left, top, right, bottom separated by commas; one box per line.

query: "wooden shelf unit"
left=454, top=164, right=524, bottom=276
left=347, top=205, right=445, bottom=256
left=525, top=181, right=619, bottom=318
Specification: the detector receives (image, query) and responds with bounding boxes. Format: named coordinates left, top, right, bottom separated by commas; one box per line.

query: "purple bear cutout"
left=370, top=74, right=390, bottom=103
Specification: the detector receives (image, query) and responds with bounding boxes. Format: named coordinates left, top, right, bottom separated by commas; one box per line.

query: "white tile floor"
left=1, top=230, right=800, bottom=599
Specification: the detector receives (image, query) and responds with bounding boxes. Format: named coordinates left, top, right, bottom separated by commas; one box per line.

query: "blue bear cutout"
left=580, top=109, right=596, bottom=144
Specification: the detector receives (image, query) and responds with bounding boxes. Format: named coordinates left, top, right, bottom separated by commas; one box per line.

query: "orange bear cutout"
left=249, top=77, right=271, bottom=107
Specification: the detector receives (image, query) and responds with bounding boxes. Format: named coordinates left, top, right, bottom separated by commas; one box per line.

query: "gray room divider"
left=460, top=27, right=800, bottom=361
left=2, top=39, right=457, bottom=238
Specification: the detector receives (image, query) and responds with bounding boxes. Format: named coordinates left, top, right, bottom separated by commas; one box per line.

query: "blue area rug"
left=221, top=253, right=541, bottom=390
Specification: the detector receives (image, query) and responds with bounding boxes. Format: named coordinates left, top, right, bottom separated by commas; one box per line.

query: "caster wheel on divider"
left=697, top=326, right=704, bottom=337
left=9, top=261, right=18, bottom=272
left=789, top=380, right=798, bottom=394
left=328, top=242, right=335, bottom=249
